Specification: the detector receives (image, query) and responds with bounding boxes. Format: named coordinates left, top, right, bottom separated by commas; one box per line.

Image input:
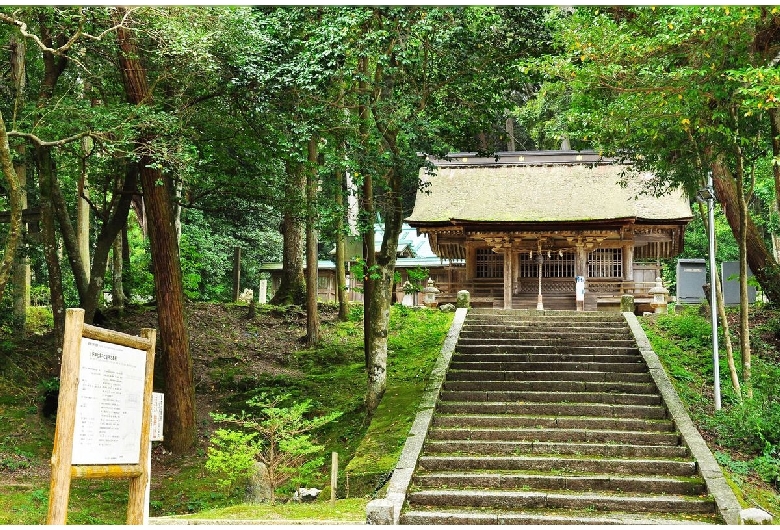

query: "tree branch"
left=7, top=130, right=106, bottom=147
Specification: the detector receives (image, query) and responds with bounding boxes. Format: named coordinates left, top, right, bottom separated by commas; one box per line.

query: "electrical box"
left=676, top=258, right=707, bottom=304
left=721, top=261, right=756, bottom=306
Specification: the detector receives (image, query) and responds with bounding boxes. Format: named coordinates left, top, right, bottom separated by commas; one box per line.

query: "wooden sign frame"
left=47, top=308, right=157, bottom=525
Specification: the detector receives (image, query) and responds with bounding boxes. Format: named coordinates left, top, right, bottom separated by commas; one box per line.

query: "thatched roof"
left=407, top=154, right=692, bottom=226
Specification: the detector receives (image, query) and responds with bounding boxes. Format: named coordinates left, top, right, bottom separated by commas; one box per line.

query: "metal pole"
left=708, top=172, right=721, bottom=411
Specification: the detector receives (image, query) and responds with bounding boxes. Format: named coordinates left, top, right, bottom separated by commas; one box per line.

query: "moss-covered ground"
left=0, top=302, right=453, bottom=524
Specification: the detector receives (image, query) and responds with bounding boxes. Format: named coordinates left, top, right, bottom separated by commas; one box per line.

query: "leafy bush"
left=643, top=306, right=780, bottom=494
left=704, top=398, right=780, bottom=454
left=205, top=429, right=262, bottom=491
left=752, top=451, right=780, bottom=485
left=26, top=307, right=53, bottom=335
left=207, top=393, right=341, bottom=503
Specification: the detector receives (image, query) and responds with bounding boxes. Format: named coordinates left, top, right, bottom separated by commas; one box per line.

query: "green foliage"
left=642, top=306, right=780, bottom=494
left=402, top=267, right=429, bottom=294
left=208, top=393, right=341, bottom=502
left=205, top=429, right=262, bottom=491
left=125, top=219, right=155, bottom=303
left=25, top=307, right=53, bottom=336
left=705, top=399, right=780, bottom=454
left=29, top=286, right=50, bottom=307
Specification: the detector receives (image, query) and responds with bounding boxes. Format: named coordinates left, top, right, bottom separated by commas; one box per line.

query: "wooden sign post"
left=47, top=308, right=157, bottom=525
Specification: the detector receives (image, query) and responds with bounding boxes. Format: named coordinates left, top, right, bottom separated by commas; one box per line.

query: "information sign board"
left=71, top=338, right=147, bottom=465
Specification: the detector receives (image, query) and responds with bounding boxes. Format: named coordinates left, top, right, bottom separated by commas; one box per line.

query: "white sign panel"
left=151, top=392, right=164, bottom=442
left=71, top=338, right=146, bottom=465
left=575, top=276, right=585, bottom=302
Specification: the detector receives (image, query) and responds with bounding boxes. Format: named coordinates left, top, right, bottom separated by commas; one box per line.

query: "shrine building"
left=406, top=150, right=693, bottom=311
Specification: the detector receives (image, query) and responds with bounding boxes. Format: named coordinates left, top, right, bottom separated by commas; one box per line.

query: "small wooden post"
left=330, top=452, right=338, bottom=506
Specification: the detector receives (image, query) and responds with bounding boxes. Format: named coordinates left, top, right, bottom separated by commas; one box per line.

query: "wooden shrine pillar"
left=503, top=248, right=514, bottom=310
left=623, top=243, right=635, bottom=282
left=465, top=241, right=477, bottom=281
left=575, top=244, right=589, bottom=280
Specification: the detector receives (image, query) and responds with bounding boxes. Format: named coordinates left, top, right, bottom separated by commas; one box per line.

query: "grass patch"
left=169, top=497, right=368, bottom=521
left=0, top=301, right=455, bottom=522
left=345, top=306, right=453, bottom=497
left=640, top=305, right=780, bottom=514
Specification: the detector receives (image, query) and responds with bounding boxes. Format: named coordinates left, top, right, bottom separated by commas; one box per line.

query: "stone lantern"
left=648, top=277, right=669, bottom=314
left=423, top=278, right=440, bottom=308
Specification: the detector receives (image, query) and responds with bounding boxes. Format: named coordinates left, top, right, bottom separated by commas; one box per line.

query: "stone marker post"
left=258, top=279, right=267, bottom=304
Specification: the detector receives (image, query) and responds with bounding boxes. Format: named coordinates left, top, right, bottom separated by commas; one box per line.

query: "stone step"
left=404, top=489, right=716, bottom=514
left=421, top=440, right=689, bottom=459
left=432, top=414, right=676, bottom=432
left=400, top=508, right=720, bottom=525
left=455, top=344, right=641, bottom=355
left=447, top=361, right=648, bottom=374
left=439, top=390, right=661, bottom=406
left=443, top=379, right=655, bottom=394
left=450, top=353, right=643, bottom=365
left=411, top=471, right=706, bottom=496
left=427, top=426, right=680, bottom=446
left=460, top=328, right=631, bottom=338
left=467, top=309, right=626, bottom=319
left=436, top=401, right=668, bottom=419
left=446, top=369, right=653, bottom=384
left=463, top=319, right=631, bottom=333
left=456, top=337, right=638, bottom=348
left=417, top=455, right=697, bottom=477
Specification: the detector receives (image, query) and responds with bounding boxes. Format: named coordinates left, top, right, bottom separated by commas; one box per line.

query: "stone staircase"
left=399, top=309, right=724, bottom=525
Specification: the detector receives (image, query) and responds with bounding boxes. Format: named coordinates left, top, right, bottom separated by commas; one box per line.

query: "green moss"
left=171, top=497, right=368, bottom=521
left=345, top=307, right=453, bottom=497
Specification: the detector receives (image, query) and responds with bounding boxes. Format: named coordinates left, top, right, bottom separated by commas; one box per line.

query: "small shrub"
left=705, top=398, right=780, bottom=454
left=208, top=393, right=341, bottom=503
left=751, top=451, right=780, bottom=485
left=26, top=307, right=53, bottom=335
left=715, top=451, right=751, bottom=475
left=205, top=429, right=261, bottom=491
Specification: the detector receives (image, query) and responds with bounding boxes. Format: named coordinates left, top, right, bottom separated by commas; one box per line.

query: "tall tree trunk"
left=77, top=140, right=91, bottom=283
left=34, top=16, right=68, bottom=340
left=11, top=147, right=29, bottom=333
left=305, top=136, right=320, bottom=346
left=50, top=176, right=89, bottom=302
left=112, top=231, right=126, bottom=310
left=10, top=33, right=29, bottom=333
left=335, top=164, right=349, bottom=322
left=770, top=108, right=780, bottom=222
left=35, top=145, right=65, bottom=347
left=770, top=108, right=780, bottom=262
left=711, top=157, right=780, bottom=305
left=0, top=111, right=23, bottom=307
left=116, top=11, right=195, bottom=453
left=734, top=151, right=752, bottom=399
left=358, top=55, right=375, bottom=371
left=270, top=159, right=306, bottom=306
left=365, top=167, right=404, bottom=414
